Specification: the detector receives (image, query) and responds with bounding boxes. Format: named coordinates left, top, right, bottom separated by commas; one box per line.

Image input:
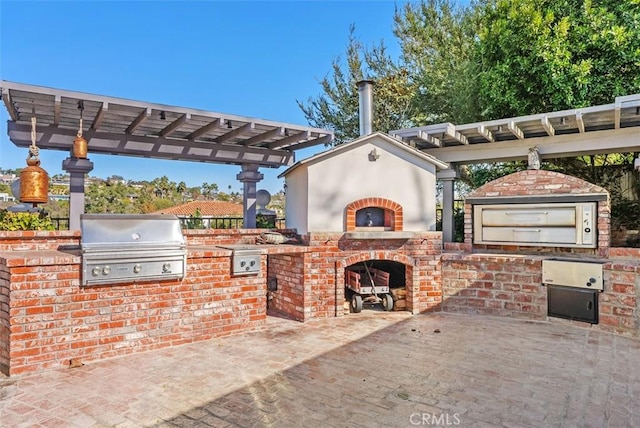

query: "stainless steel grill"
left=80, top=214, right=187, bottom=286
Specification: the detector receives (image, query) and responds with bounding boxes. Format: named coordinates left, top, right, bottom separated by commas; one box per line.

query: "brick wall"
left=264, top=232, right=443, bottom=321
left=441, top=252, right=639, bottom=336
left=600, top=259, right=640, bottom=334
left=441, top=253, right=546, bottom=319
left=0, top=233, right=269, bottom=376
left=267, top=253, right=307, bottom=321
left=0, top=262, right=9, bottom=374
left=1, top=225, right=637, bottom=376
left=0, top=230, right=79, bottom=251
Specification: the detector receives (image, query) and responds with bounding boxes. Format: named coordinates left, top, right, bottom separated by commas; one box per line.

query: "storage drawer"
left=481, top=227, right=577, bottom=244
left=481, top=207, right=576, bottom=227
left=547, top=285, right=598, bottom=324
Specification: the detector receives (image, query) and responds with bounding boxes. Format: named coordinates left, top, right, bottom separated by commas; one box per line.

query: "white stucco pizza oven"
left=278, top=132, right=448, bottom=235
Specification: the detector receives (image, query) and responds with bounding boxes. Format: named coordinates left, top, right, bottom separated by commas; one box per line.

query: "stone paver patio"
left=1, top=311, right=639, bottom=427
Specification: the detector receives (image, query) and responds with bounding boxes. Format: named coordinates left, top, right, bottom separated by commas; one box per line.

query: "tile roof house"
left=155, top=201, right=243, bottom=217
left=154, top=201, right=244, bottom=229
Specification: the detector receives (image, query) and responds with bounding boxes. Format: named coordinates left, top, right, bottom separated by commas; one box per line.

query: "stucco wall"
left=283, top=166, right=309, bottom=234
left=285, top=138, right=438, bottom=234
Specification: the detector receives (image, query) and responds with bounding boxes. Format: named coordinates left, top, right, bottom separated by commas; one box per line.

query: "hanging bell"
left=73, top=134, right=88, bottom=159
left=19, top=157, right=49, bottom=205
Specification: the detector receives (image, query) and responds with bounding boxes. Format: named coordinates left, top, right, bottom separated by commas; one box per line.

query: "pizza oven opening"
left=356, top=207, right=386, bottom=230
left=346, top=198, right=403, bottom=232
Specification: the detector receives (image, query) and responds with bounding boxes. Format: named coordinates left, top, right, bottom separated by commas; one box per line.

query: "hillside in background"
left=0, top=169, right=284, bottom=219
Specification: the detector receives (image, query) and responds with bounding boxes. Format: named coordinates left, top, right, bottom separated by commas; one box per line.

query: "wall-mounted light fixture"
left=368, top=147, right=380, bottom=161
left=160, top=111, right=166, bottom=120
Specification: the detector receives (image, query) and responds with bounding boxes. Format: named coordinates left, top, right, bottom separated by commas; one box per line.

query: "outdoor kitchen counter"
left=0, top=249, right=80, bottom=267
left=187, top=244, right=311, bottom=257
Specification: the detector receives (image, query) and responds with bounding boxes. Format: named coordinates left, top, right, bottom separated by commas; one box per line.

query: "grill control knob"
left=162, top=263, right=171, bottom=273
left=133, top=264, right=142, bottom=274
left=102, top=266, right=111, bottom=275
left=91, top=267, right=100, bottom=276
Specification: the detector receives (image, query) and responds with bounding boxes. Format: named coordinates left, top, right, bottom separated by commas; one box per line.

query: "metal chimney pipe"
left=357, top=80, right=374, bottom=136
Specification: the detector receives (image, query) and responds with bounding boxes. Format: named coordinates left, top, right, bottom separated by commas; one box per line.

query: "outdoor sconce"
left=268, top=277, right=278, bottom=291
left=368, top=147, right=380, bottom=161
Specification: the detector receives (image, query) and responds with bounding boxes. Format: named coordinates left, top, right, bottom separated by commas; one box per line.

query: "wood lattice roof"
left=1, top=81, right=334, bottom=168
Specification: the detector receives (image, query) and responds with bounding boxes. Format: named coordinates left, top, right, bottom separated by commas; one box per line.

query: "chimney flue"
left=357, top=80, right=374, bottom=136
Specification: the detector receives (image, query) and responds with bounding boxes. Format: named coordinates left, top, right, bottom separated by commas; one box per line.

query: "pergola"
left=1, top=80, right=334, bottom=229
left=391, top=93, right=640, bottom=241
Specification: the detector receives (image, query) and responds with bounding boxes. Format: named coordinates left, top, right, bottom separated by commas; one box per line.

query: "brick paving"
left=1, top=312, right=639, bottom=427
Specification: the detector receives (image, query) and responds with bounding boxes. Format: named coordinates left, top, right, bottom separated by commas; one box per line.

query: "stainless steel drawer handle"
left=513, top=229, right=541, bottom=232
left=505, top=211, right=548, bottom=215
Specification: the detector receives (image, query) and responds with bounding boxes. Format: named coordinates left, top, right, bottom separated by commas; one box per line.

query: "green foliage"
left=185, top=208, right=205, bottom=229
left=0, top=210, right=55, bottom=231
left=256, top=213, right=276, bottom=229
left=394, top=0, right=482, bottom=124
left=42, top=199, right=70, bottom=219
left=476, top=0, right=640, bottom=118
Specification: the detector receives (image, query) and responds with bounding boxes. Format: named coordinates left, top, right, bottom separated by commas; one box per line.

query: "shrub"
left=0, top=210, right=55, bottom=231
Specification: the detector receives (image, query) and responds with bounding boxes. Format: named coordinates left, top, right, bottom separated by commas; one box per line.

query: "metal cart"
left=345, top=264, right=394, bottom=313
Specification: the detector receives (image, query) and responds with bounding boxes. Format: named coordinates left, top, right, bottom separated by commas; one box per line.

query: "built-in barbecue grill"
left=80, top=214, right=187, bottom=286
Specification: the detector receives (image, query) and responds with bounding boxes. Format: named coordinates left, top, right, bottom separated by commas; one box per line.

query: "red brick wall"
left=441, top=252, right=639, bottom=336
left=306, top=232, right=442, bottom=316
left=441, top=253, right=546, bottom=319
left=0, top=230, right=80, bottom=251
left=1, top=236, right=269, bottom=376
left=267, top=253, right=306, bottom=321
left=600, top=260, right=640, bottom=334
left=464, top=170, right=610, bottom=256
left=0, top=263, right=9, bottom=374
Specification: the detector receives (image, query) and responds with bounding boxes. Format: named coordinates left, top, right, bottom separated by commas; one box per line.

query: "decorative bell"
left=19, top=157, right=49, bottom=205
left=73, top=134, right=88, bottom=159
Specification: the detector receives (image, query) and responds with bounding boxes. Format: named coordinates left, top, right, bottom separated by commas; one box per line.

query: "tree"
left=476, top=0, right=640, bottom=119
left=151, top=176, right=173, bottom=199
left=298, top=25, right=417, bottom=144
left=201, top=182, right=219, bottom=199
left=85, top=181, right=133, bottom=213
left=176, top=181, right=187, bottom=195
left=394, top=0, right=482, bottom=124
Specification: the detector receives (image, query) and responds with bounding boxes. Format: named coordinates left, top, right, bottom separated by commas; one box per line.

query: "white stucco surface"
left=281, top=133, right=445, bottom=234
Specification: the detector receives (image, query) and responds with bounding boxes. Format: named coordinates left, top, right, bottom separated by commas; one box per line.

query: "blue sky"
left=0, top=0, right=409, bottom=194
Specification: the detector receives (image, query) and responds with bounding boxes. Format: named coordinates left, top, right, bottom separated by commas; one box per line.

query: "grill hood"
left=81, top=214, right=185, bottom=250
left=80, top=214, right=186, bottom=286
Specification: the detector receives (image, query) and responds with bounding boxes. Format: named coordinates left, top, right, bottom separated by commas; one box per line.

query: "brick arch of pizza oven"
left=345, top=197, right=403, bottom=231
left=336, top=251, right=416, bottom=313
